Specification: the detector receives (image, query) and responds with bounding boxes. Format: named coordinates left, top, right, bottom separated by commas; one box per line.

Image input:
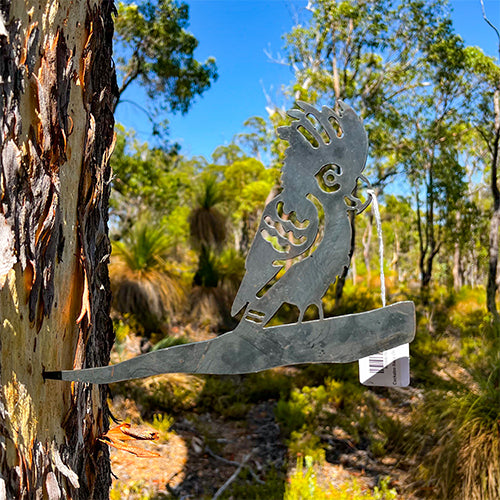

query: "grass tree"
left=110, top=217, right=185, bottom=336
left=188, top=174, right=233, bottom=329
left=189, top=174, right=227, bottom=254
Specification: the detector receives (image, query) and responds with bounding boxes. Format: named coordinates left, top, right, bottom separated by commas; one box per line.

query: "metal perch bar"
left=44, top=301, right=415, bottom=384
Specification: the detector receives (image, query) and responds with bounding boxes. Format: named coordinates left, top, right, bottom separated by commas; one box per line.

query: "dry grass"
left=407, top=373, right=500, bottom=499
left=459, top=416, right=500, bottom=500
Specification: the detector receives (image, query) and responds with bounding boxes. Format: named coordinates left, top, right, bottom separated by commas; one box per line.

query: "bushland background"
left=97, top=0, right=500, bottom=498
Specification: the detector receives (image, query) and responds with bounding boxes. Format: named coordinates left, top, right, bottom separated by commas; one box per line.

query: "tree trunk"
left=452, top=236, right=464, bottom=291
left=0, top=1, right=117, bottom=498
left=487, top=89, right=500, bottom=325
left=416, top=166, right=440, bottom=304
left=390, top=231, right=400, bottom=281
left=487, top=207, right=500, bottom=321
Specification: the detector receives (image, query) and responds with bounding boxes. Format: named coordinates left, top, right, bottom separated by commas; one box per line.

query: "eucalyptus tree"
left=282, top=0, right=457, bottom=180
left=235, top=116, right=273, bottom=163
left=114, top=0, right=218, bottom=131
left=469, top=5, right=500, bottom=324
left=0, top=1, right=116, bottom=497
left=395, top=33, right=480, bottom=298
left=279, top=0, right=468, bottom=299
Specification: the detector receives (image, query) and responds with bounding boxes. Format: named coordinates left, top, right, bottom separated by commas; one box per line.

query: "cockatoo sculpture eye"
left=231, top=101, right=372, bottom=326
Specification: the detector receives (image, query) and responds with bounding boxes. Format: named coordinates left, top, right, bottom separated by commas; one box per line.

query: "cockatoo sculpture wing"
left=230, top=191, right=320, bottom=318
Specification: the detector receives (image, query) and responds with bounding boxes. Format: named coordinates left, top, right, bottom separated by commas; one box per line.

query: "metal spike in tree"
left=0, top=0, right=117, bottom=498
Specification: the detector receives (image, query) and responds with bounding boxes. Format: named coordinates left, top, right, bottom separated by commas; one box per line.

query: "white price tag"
left=359, top=343, right=410, bottom=387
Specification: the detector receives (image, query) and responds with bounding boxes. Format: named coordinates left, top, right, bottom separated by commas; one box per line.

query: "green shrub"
left=284, top=455, right=398, bottom=500
left=151, top=412, right=174, bottom=440
left=196, top=371, right=292, bottom=419
left=275, top=378, right=379, bottom=460
left=111, top=373, right=205, bottom=417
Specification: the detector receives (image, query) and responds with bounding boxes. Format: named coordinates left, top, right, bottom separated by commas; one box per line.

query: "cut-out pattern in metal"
left=45, top=101, right=415, bottom=384
left=232, top=100, right=372, bottom=326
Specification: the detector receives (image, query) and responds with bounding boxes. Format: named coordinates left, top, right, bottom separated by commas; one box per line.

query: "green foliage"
left=235, top=116, right=272, bottom=161
left=285, top=455, right=398, bottom=500
left=218, top=467, right=285, bottom=500
left=275, top=378, right=377, bottom=461
left=220, top=157, right=277, bottom=221
left=114, top=0, right=217, bottom=116
left=112, top=373, right=205, bottom=417
left=151, top=412, right=174, bottom=440
left=197, top=371, right=292, bottom=419
left=110, top=126, right=194, bottom=245
left=379, top=194, right=420, bottom=283
left=110, top=479, right=164, bottom=500
left=113, top=217, right=171, bottom=272
left=151, top=335, right=190, bottom=351
left=326, top=283, right=381, bottom=316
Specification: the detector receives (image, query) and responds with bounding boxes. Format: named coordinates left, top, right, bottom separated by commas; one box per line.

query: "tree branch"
left=212, top=453, right=253, bottom=500
left=480, top=0, right=500, bottom=57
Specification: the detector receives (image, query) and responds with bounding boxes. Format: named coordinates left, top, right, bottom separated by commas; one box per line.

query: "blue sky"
left=115, top=0, right=500, bottom=160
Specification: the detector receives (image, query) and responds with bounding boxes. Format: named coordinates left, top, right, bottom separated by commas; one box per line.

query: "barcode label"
left=359, top=344, right=410, bottom=387
left=368, top=354, right=385, bottom=374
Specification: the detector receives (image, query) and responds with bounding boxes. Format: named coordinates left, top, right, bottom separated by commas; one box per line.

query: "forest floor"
left=106, top=325, right=439, bottom=500
left=109, top=394, right=421, bottom=500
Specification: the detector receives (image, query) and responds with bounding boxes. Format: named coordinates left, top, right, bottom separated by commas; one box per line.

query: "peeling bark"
left=0, top=0, right=117, bottom=498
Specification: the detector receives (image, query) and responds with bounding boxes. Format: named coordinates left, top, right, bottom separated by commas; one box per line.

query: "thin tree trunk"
left=453, top=240, right=463, bottom=291
left=453, top=212, right=463, bottom=290
left=416, top=164, right=441, bottom=303
left=390, top=231, right=400, bottom=281
left=415, top=189, right=429, bottom=302
left=487, top=89, right=500, bottom=324
left=0, top=1, right=117, bottom=498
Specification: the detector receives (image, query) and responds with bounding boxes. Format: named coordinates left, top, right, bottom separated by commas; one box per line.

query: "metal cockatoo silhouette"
left=232, top=100, right=371, bottom=325
left=45, top=101, right=415, bottom=384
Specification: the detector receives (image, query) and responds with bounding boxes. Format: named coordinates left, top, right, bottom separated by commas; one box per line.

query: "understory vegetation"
left=108, top=284, right=499, bottom=499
